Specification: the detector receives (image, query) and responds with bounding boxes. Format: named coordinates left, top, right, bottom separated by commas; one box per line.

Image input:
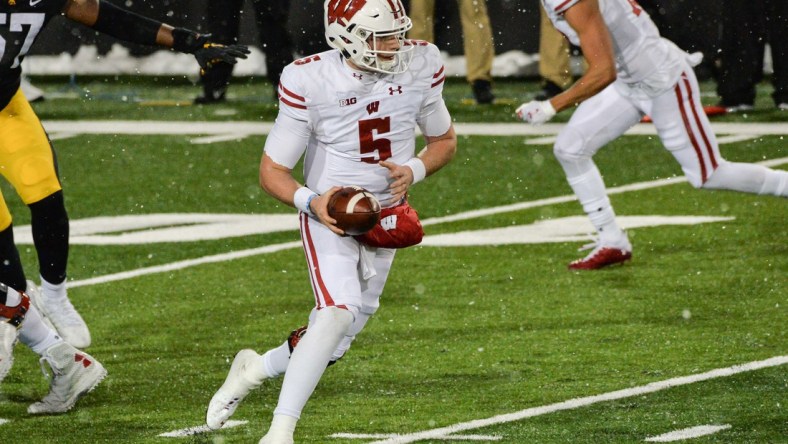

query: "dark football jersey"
left=0, top=0, right=68, bottom=108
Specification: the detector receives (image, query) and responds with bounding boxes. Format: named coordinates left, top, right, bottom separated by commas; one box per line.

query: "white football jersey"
left=542, top=0, right=684, bottom=90
left=271, top=42, right=447, bottom=206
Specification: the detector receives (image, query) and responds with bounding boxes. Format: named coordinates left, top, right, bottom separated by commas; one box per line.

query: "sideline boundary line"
left=360, top=356, right=787, bottom=444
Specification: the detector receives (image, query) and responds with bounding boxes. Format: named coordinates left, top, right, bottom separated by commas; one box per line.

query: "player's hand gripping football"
left=516, top=100, right=556, bottom=125
left=308, top=186, right=345, bottom=236
left=379, top=160, right=414, bottom=205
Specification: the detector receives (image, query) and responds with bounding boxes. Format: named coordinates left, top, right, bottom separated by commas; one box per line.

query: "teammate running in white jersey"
left=517, top=0, right=788, bottom=270
left=205, top=1, right=456, bottom=442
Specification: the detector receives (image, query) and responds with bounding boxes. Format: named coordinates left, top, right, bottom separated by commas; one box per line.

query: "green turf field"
left=0, top=76, right=785, bottom=443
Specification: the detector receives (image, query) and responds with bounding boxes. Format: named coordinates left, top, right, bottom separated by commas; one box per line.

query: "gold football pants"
left=0, top=88, right=62, bottom=230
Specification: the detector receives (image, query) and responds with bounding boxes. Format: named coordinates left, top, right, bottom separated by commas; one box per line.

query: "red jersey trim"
left=554, top=0, right=575, bottom=13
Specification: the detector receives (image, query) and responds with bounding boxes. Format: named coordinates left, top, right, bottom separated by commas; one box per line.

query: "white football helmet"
left=324, top=0, right=414, bottom=74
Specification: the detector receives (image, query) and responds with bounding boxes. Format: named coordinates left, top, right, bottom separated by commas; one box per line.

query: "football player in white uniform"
left=205, top=1, right=456, bottom=442
left=517, top=0, right=788, bottom=270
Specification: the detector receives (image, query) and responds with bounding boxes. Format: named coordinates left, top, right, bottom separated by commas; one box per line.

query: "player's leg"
left=458, top=0, right=495, bottom=103
left=0, top=90, right=90, bottom=347
left=254, top=246, right=394, bottom=384
left=261, top=215, right=369, bottom=443
left=1, top=283, right=105, bottom=412
left=652, top=69, right=787, bottom=196
left=253, top=0, right=294, bottom=99
left=537, top=4, right=573, bottom=99
left=407, top=0, right=436, bottom=43
left=553, top=84, right=642, bottom=269
left=0, top=193, right=27, bottom=292
left=196, top=0, right=243, bottom=104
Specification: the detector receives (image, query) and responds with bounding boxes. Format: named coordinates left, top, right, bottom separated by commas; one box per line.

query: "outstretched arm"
left=62, top=0, right=249, bottom=70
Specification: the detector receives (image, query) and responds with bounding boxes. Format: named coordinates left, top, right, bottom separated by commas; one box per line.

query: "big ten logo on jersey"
left=340, top=97, right=357, bottom=107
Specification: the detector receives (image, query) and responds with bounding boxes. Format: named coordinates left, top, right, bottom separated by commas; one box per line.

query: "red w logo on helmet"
left=326, top=0, right=367, bottom=26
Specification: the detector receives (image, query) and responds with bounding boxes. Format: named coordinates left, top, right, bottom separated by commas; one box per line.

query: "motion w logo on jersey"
left=366, top=101, right=380, bottom=114
left=380, top=214, right=397, bottom=231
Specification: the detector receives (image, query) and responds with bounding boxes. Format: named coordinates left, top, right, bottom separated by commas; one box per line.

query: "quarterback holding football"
left=206, top=0, right=456, bottom=442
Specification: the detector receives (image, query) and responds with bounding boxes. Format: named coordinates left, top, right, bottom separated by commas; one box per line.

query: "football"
left=327, top=186, right=381, bottom=235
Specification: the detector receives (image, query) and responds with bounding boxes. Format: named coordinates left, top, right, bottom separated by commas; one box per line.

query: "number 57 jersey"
left=0, top=0, right=68, bottom=108
left=271, top=42, right=448, bottom=206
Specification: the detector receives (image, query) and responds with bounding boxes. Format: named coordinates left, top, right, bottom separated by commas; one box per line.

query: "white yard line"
left=68, top=241, right=301, bottom=289
left=332, top=433, right=501, bottom=441
left=645, top=424, right=732, bottom=442
left=359, top=357, right=787, bottom=444
left=159, top=420, right=248, bottom=437
left=52, top=120, right=783, bottom=441
left=40, top=121, right=788, bottom=136
left=66, top=156, right=788, bottom=289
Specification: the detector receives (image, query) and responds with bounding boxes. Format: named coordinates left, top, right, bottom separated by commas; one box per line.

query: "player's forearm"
left=551, top=64, right=616, bottom=112
left=259, top=154, right=301, bottom=208
left=419, top=125, right=457, bottom=177
left=64, top=0, right=198, bottom=51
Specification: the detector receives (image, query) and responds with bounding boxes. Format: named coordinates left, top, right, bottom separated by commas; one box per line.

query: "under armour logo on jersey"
left=353, top=73, right=363, bottom=80
left=366, top=101, right=380, bottom=114
left=389, top=86, right=403, bottom=95
left=380, top=215, right=397, bottom=231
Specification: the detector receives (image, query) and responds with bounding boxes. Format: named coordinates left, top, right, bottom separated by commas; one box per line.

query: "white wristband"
left=404, top=157, right=427, bottom=184
left=293, top=186, right=318, bottom=215
left=541, top=99, right=556, bottom=118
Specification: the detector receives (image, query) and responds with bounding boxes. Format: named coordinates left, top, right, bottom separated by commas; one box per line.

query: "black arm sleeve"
left=90, top=0, right=162, bottom=47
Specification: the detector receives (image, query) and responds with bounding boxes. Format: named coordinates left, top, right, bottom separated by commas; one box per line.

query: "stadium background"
left=29, top=0, right=721, bottom=80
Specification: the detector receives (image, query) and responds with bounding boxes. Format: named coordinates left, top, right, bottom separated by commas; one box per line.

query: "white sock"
left=3, top=286, right=21, bottom=307
left=262, top=414, right=298, bottom=442
left=40, top=276, right=67, bottom=300
left=262, top=342, right=291, bottom=378
left=566, top=166, right=622, bottom=243
left=19, top=304, right=62, bottom=355
left=272, top=306, right=353, bottom=419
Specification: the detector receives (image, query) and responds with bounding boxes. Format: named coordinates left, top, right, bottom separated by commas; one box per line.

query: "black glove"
left=172, top=29, right=251, bottom=72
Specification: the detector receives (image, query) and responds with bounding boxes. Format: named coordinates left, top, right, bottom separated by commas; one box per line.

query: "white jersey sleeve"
left=264, top=60, right=317, bottom=168
left=413, top=43, right=451, bottom=138
left=264, top=113, right=311, bottom=169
